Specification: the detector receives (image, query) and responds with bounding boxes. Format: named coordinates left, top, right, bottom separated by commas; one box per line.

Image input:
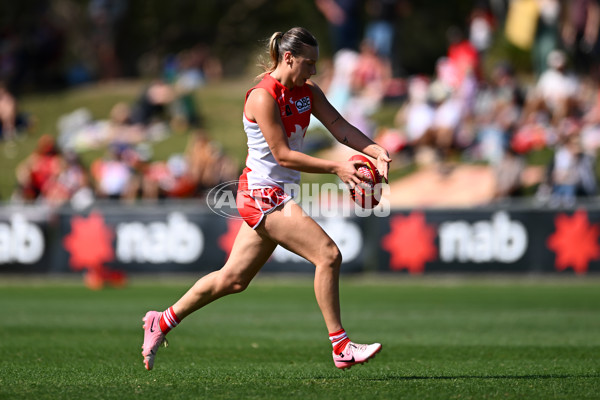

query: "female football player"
left=142, top=27, right=391, bottom=370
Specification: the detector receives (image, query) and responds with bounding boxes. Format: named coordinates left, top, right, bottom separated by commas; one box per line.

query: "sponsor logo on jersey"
left=294, top=96, right=311, bottom=113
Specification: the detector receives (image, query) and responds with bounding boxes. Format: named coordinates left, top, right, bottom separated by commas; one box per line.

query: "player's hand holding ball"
left=348, top=154, right=383, bottom=209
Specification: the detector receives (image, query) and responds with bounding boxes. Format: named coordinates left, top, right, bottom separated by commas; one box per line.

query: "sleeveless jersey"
left=243, top=74, right=313, bottom=190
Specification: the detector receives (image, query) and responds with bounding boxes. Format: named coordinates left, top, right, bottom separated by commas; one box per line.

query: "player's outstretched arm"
left=308, top=80, right=391, bottom=181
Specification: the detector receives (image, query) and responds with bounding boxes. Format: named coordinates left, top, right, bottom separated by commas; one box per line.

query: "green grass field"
left=1, top=276, right=599, bottom=400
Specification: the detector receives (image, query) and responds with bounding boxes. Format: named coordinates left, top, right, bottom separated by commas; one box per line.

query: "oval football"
left=348, top=154, right=381, bottom=209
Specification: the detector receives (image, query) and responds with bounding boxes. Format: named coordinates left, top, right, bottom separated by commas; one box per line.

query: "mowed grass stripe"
left=0, top=277, right=599, bottom=399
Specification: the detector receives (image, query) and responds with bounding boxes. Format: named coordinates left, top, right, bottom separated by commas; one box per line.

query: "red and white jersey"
left=243, top=74, right=313, bottom=190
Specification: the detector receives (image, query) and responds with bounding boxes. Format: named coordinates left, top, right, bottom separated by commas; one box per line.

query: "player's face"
left=292, top=45, right=318, bottom=86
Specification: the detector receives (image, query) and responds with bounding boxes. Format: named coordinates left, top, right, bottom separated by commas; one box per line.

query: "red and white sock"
left=329, top=328, right=351, bottom=354
left=159, top=306, right=181, bottom=334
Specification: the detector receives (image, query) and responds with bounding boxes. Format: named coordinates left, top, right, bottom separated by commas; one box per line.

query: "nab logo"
left=295, top=96, right=311, bottom=114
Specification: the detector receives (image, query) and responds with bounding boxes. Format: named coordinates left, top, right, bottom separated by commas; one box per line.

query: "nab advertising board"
left=0, top=207, right=52, bottom=273
left=53, top=204, right=367, bottom=276
left=1, top=203, right=599, bottom=277
left=376, top=208, right=600, bottom=275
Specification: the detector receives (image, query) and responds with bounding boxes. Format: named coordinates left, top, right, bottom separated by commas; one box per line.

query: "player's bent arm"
left=308, top=81, right=391, bottom=180
left=246, top=88, right=364, bottom=186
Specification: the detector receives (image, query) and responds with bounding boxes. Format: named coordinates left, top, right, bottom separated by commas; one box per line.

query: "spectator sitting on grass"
left=14, top=134, right=62, bottom=202
left=90, top=144, right=139, bottom=202
left=543, top=131, right=597, bottom=207
left=0, top=81, right=31, bottom=141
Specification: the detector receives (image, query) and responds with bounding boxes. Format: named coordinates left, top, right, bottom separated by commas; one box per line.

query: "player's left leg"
left=258, top=200, right=343, bottom=333
left=258, top=200, right=382, bottom=369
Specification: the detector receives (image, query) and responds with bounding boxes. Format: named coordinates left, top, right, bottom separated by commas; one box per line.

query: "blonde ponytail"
left=256, top=27, right=318, bottom=81
left=268, top=32, right=283, bottom=71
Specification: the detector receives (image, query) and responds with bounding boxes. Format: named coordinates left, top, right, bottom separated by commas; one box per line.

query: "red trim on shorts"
left=236, top=168, right=291, bottom=229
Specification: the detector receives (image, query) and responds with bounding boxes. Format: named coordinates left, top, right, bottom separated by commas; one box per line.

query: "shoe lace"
left=161, top=337, right=169, bottom=348
left=348, top=342, right=368, bottom=352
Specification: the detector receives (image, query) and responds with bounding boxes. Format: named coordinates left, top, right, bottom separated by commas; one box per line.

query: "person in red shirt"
left=141, top=27, right=391, bottom=371
left=15, top=134, right=62, bottom=201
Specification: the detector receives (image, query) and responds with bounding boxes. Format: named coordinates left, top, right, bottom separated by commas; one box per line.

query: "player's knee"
left=320, top=241, right=342, bottom=269
left=228, top=280, right=249, bottom=294
left=216, top=271, right=249, bottom=295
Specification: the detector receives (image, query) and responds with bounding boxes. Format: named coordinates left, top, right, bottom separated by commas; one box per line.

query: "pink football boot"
left=141, top=311, right=168, bottom=370
left=332, top=341, right=382, bottom=370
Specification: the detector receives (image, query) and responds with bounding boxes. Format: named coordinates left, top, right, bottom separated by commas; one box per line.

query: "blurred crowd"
left=9, top=43, right=238, bottom=209
left=315, top=0, right=600, bottom=207
left=12, top=128, right=239, bottom=209
left=4, top=0, right=600, bottom=209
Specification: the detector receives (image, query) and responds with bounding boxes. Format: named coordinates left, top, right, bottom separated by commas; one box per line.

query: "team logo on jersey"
left=294, top=96, right=311, bottom=114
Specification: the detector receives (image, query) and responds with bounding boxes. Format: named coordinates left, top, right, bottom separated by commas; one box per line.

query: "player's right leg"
left=142, top=221, right=277, bottom=370
left=172, top=222, right=277, bottom=318
left=141, top=310, right=168, bottom=371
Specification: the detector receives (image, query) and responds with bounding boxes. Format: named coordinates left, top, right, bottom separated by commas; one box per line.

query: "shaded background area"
left=0, top=0, right=482, bottom=94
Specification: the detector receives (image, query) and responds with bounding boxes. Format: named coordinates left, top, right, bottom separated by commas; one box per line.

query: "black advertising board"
left=375, top=208, right=600, bottom=275
left=2, top=202, right=600, bottom=276
left=0, top=206, right=53, bottom=274
left=53, top=204, right=367, bottom=275
left=54, top=204, right=227, bottom=274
